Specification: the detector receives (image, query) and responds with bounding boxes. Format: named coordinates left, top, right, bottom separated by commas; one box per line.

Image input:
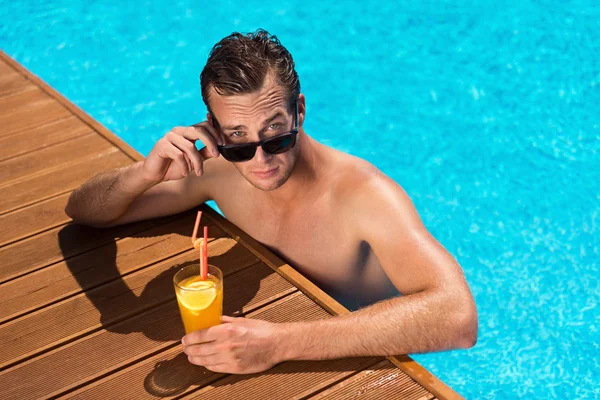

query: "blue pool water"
left=2, top=2, right=598, bottom=398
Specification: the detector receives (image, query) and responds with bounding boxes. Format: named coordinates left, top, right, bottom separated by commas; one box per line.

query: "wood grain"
left=0, top=116, right=91, bottom=162
left=0, top=148, right=131, bottom=214
left=0, top=265, right=298, bottom=399
left=0, top=193, right=71, bottom=247
left=0, top=237, right=259, bottom=369
left=0, top=132, right=113, bottom=184
left=0, top=214, right=222, bottom=322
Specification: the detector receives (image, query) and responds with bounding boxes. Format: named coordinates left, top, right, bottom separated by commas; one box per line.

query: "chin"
left=246, top=171, right=290, bottom=192
left=250, top=177, right=287, bottom=191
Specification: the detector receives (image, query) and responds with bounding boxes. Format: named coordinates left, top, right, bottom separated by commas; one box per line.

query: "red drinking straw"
left=191, top=211, right=202, bottom=245
left=191, top=210, right=208, bottom=279
left=201, top=225, right=208, bottom=280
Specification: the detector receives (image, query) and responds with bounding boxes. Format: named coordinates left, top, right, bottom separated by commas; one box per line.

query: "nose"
left=253, top=145, right=272, bottom=163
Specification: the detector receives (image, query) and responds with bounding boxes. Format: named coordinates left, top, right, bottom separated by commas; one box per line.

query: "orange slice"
left=178, top=277, right=217, bottom=311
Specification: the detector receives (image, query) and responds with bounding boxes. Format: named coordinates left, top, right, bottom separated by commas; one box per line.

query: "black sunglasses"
left=216, top=103, right=299, bottom=163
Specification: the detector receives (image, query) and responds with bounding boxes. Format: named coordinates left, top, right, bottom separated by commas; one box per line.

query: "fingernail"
left=212, top=149, right=219, bottom=157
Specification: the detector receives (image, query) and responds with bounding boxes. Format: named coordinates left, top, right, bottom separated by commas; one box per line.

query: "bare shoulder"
left=329, top=151, right=409, bottom=209
left=327, top=151, right=423, bottom=235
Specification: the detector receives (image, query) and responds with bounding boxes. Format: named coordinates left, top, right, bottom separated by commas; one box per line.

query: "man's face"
left=208, top=76, right=302, bottom=192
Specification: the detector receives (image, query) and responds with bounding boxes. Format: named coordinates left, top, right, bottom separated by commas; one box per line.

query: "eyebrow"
left=220, top=111, right=286, bottom=131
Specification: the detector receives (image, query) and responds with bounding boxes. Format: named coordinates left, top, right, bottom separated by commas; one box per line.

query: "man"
left=66, top=29, right=477, bottom=374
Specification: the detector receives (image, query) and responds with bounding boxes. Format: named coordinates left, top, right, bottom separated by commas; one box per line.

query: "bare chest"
left=214, top=188, right=398, bottom=309
left=218, top=194, right=357, bottom=283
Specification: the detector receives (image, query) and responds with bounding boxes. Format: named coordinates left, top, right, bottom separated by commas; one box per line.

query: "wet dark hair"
left=200, top=29, right=301, bottom=116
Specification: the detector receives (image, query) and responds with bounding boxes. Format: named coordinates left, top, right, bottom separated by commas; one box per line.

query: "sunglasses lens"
left=263, top=133, right=296, bottom=154
left=220, top=145, right=257, bottom=162
left=219, top=133, right=297, bottom=162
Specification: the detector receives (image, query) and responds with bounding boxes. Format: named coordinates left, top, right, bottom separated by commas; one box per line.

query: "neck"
left=262, top=131, right=321, bottom=206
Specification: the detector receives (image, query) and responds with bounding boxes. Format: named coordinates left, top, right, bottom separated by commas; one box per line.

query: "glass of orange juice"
left=173, top=264, right=223, bottom=334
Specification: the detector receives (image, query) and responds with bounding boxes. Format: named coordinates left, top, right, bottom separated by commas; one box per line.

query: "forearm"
left=278, top=290, right=477, bottom=361
left=65, top=161, right=156, bottom=226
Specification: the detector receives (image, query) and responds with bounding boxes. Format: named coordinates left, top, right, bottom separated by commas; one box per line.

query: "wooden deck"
left=0, top=50, right=462, bottom=400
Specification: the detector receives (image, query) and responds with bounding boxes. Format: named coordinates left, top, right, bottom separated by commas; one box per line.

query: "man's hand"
left=142, top=121, right=223, bottom=184
left=181, top=316, right=284, bottom=374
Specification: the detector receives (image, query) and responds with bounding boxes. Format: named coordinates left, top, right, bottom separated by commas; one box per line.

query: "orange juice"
left=173, top=265, right=223, bottom=334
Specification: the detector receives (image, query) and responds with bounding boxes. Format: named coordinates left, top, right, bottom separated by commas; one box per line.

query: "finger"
left=221, top=316, right=239, bottom=323
left=170, top=133, right=203, bottom=175
left=174, top=145, right=191, bottom=173
left=200, top=362, right=231, bottom=374
left=182, top=152, right=193, bottom=175
left=162, top=145, right=189, bottom=176
left=198, top=146, right=215, bottom=163
left=191, top=121, right=225, bottom=146
left=183, top=342, right=218, bottom=358
left=173, top=125, right=220, bottom=159
left=182, top=324, right=221, bottom=346
left=188, top=124, right=221, bottom=158
left=187, top=353, right=222, bottom=367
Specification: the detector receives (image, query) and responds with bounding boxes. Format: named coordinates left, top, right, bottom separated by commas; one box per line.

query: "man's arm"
left=182, top=170, right=477, bottom=374
left=65, top=162, right=208, bottom=227
left=65, top=123, right=223, bottom=227
left=277, top=173, right=478, bottom=360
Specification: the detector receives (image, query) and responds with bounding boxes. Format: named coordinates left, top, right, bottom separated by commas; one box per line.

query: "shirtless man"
left=66, top=30, right=477, bottom=374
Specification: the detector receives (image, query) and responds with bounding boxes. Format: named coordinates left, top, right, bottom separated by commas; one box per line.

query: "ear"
left=206, top=112, right=214, bottom=126
left=297, top=93, right=306, bottom=127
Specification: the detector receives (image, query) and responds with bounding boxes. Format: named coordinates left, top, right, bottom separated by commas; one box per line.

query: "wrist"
left=129, top=161, right=161, bottom=188
left=273, top=323, right=301, bottom=362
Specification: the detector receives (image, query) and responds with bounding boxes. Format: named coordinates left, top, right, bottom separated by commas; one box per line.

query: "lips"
left=252, top=166, right=279, bottom=178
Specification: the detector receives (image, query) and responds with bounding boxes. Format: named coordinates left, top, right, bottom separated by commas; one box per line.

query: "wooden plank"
left=0, top=213, right=222, bottom=323
left=69, top=352, right=379, bottom=400
left=0, top=148, right=130, bottom=214
left=0, top=132, right=113, bottom=184
left=0, top=91, right=71, bottom=138
left=0, top=116, right=91, bottom=162
left=0, top=219, right=152, bottom=283
left=0, top=70, right=30, bottom=97
left=183, top=358, right=384, bottom=400
left=0, top=193, right=70, bottom=247
left=0, top=86, right=49, bottom=116
left=202, top=207, right=461, bottom=400
left=0, top=236, right=258, bottom=369
left=0, top=51, right=142, bottom=162
left=0, top=58, right=17, bottom=75
left=0, top=265, right=298, bottom=399
left=308, top=359, right=435, bottom=400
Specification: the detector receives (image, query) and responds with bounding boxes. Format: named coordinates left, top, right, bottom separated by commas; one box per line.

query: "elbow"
left=64, top=195, right=114, bottom=228
left=64, top=195, right=78, bottom=221
left=457, top=321, right=478, bottom=349
left=65, top=195, right=89, bottom=224
left=453, top=299, right=478, bottom=349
